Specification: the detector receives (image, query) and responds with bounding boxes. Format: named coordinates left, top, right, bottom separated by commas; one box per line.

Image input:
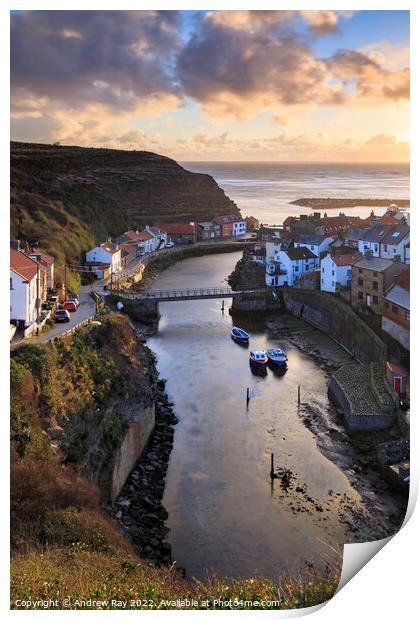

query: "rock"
left=119, top=499, right=131, bottom=507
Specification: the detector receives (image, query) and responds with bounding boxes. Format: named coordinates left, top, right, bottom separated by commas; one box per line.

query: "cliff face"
left=10, top=141, right=239, bottom=262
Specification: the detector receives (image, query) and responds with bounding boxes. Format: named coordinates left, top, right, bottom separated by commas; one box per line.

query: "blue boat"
left=266, top=347, right=288, bottom=367
left=231, top=327, right=250, bottom=344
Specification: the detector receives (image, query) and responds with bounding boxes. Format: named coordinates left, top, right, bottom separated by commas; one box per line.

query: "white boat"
left=249, top=350, right=268, bottom=367
left=266, top=347, right=288, bottom=367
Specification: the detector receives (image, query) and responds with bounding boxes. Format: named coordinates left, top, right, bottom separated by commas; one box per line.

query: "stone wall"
left=382, top=316, right=410, bottom=351
left=111, top=403, right=155, bottom=501
left=282, top=288, right=387, bottom=363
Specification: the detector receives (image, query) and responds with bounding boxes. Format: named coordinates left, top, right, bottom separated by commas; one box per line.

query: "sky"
left=10, top=10, right=410, bottom=162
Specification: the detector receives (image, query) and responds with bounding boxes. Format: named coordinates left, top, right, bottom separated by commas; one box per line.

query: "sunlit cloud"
left=10, top=10, right=409, bottom=161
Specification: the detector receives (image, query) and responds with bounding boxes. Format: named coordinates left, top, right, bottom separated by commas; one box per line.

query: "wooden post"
left=270, top=453, right=275, bottom=479
left=246, top=387, right=250, bottom=406
left=298, top=384, right=301, bottom=407
left=221, top=299, right=225, bottom=312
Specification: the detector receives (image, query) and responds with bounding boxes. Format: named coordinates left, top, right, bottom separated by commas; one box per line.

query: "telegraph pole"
left=36, top=261, right=41, bottom=335
left=64, top=263, right=67, bottom=300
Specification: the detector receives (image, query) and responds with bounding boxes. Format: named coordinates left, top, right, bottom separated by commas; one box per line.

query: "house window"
left=332, top=269, right=335, bottom=275
left=359, top=268, right=363, bottom=274
left=405, top=311, right=410, bottom=322
left=383, top=244, right=388, bottom=252
left=392, top=305, right=399, bottom=315
left=358, top=277, right=363, bottom=286
left=322, top=267, right=325, bottom=273
left=373, top=295, right=379, bottom=305
left=373, top=272, right=378, bottom=278
left=374, top=244, right=379, bottom=252
left=347, top=269, right=352, bottom=278
left=10, top=277, right=13, bottom=289
left=358, top=291, right=363, bottom=300
left=294, top=265, right=299, bottom=271
left=373, top=281, right=378, bottom=290
left=321, top=278, right=324, bottom=284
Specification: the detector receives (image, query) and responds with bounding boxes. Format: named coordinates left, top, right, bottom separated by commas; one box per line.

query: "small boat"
left=266, top=347, right=288, bottom=367
left=249, top=350, right=268, bottom=367
left=231, top=327, right=250, bottom=344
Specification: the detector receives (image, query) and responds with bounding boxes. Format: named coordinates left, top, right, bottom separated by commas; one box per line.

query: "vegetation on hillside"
left=10, top=141, right=239, bottom=266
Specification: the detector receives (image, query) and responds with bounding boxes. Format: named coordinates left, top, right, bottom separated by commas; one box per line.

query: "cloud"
left=11, top=10, right=183, bottom=119
left=299, top=11, right=339, bottom=35
left=326, top=50, right=409, bottom=102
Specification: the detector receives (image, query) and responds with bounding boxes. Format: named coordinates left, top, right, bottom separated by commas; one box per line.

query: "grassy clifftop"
left=10, top=141, right=239, bottom=264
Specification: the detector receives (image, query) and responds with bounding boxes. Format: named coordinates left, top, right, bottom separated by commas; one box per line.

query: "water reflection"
left=147, top=252, right=358, bottom=580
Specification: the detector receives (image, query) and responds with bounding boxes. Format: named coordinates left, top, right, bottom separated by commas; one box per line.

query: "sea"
left=181, top=162, right=410, bottom=225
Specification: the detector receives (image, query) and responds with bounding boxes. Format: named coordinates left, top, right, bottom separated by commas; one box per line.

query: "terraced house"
left=382, top=269, right=410, bottom=350
left=351, top=255, right=408, bottom=315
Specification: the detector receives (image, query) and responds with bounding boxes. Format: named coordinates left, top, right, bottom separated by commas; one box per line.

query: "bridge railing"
left=144, top=287, right=234, bottom=299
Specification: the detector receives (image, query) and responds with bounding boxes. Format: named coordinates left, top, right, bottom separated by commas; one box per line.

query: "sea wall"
left=282, top=288, right=387, bottom=364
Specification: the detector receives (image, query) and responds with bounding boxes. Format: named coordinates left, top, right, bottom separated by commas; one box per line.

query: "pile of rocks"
left=108, top=378, right=178, bottom=565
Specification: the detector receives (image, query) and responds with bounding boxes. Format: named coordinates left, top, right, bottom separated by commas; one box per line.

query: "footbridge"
left=115, top=286, right=268, bottom=302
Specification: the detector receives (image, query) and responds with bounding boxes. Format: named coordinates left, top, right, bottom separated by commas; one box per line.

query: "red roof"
left=137, top=230, right=154, bottom=241
left=158, top=223, right=196, bottom=234
left=212, top=215, right=241, bottom=225
left=332, top=252, right=362, bottom=267
left=121, top=242, right=139, bottom=255
left=10, top=249, right=38, bottom=280
left=283, top=216, right=296, bottom=226
left=100, top=242, right=119, bottom=254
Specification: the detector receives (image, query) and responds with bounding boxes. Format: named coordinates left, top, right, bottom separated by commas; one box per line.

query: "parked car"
left=42, top=301, right=53, bottom=311
left=61, top=300, right=78, bottom=312
left=47, top=294, right=59, bottom=303
left=68, top=293, right=80, bottom=306
left=165, top=242, right=175, bottom=248
left=54, top=309, right=70, bottom=323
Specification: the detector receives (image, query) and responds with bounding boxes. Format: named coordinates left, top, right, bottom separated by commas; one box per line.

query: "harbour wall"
left=282, top=289, right=387, bottom=364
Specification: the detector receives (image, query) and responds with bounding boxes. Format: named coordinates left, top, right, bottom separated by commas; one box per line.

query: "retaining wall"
left=282, top=288, right=387, bottom=363
left=111, top=403, right=155, bottom=501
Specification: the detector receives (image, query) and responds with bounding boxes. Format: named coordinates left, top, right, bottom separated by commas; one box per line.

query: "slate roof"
left=380, top=224, right=409, bottom=246
left=344, top=227, right=368, bottom=241
left=283, top=248, right=317, bottom=260
left=295, top=234, right=329, bottom=246
left=355, top=256, right=395, bottom=272
left=360, top=224, right=393, bottom=243
left=384, top=284, right=410, bottom=310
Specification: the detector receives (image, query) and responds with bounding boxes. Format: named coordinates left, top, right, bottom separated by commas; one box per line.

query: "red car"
left=61, top=300, right=78, bottom=312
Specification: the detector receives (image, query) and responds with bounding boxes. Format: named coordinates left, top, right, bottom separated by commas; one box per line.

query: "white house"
left=10, top=248, right=38, bottom=331
left=144, top=226, right=167, bottom=250
left=266, top=247, right=317, bottom=287
left=85, top=241, right=122, bottom=273
left=320, top=252, right=362, bottom=293
left=232, top=218, right=247, bottom=236
left=379, top=224, right=409, bottom=261
left=358, top=225, right=392, bottom=257
left=294, top=234, right=334, bottom=258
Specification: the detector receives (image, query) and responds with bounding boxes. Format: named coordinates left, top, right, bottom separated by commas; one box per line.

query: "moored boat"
left=249, top=350, right=268, bottom=367
left=231, top=327, right=250, bottom=344
left=266, top=347, right=288, bottom=367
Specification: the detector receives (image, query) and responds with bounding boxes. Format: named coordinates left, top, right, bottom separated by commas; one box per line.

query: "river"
left=146, top=252, right=388, bottom=580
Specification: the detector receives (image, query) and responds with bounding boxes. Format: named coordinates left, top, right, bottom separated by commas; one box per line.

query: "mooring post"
left=246, top=387, right=250, bottom=406
left=298, top=384, right=301, bottom=407
left=221, top=299, right=225, bottom=312
left=270, top=453, right=275, bottom=479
